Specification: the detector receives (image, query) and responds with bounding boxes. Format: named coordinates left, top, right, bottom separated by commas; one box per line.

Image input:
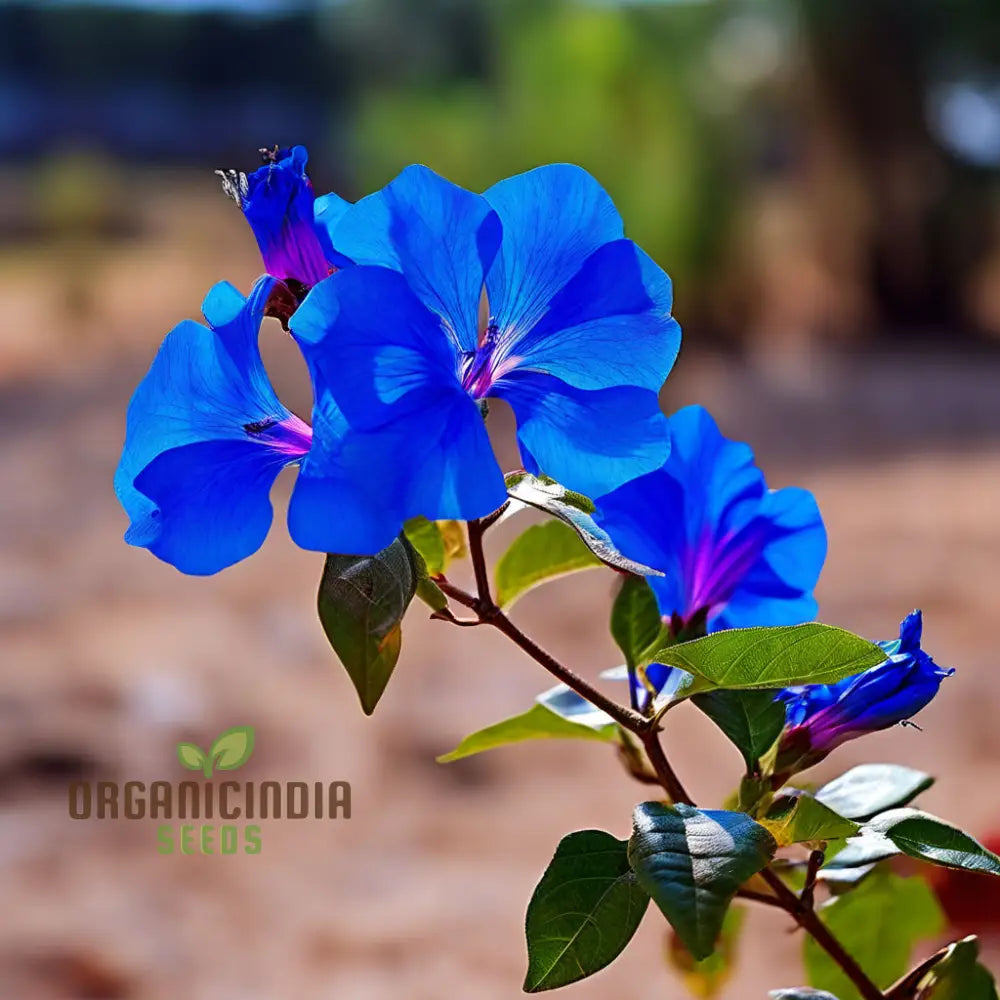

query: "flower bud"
left=774, top=611, right=953, bottom=777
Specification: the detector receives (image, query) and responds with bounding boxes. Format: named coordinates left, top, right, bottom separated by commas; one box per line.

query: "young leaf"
left=210, top=725, right=255, bottom=771
left=611, top=575, right=667, bottom=668
left=770, top=991, right=841, bottom=999
left=648, top=624, right=885, bottom=691
left=177, top=742, right=207, bottom=772
left=628, top=802, right=776, bottom=960
left=437, top=519, right=467, bottom=564
left=403, top=517, right=446, bottom=574
left=761, top=792, right=860, bottom=847
left=403, top=517, right=466, bottom=576
left=803, top=871, right=944, bottom=1000
left=317, top=537, right=417, bottom=715
left=862, top=809, right=1000, bottom=876
left=692, top=688, right=786, bottom=774
left=415, top=575, right=449, bottom=612
left=523, top=830, right=649, bottom=992
left=404, top=535, right=449, bottom=612
left=437, top=703, right=618, bottom=763
left=667, top=904, right=745, bottom=997
left=917, top=936, right=999, bottom=1000
left=505, top=472, right=662, bottom=577
left=495, top=520, right=601, bottom=608
left=815, top=764, right=934, bottom=821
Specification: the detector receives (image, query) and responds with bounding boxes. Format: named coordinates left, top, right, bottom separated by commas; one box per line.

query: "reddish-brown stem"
left=466, top=518, right=493, bottom=608
left=759, top=868, right=885, bottom=1000
left=436, top=574, right=650, bottom=734
left=641, top=728, right=694, bottom=805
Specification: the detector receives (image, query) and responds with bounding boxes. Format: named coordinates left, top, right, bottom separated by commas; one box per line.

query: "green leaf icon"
left=177, top=742, right=208, bottom=773
left=210, top=726, right=255, bottom=772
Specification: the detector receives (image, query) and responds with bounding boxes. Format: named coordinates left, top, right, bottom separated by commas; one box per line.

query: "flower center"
left=460, top=320, right=500, bottom=399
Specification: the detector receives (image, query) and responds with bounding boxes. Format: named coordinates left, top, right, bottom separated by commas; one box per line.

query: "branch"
left=466, top=518, right=493, bottom=608
left=801, top=848, right=825, bottom=911
left=759, top=868, right=885, bottom=1000
left=641, top=727, right=694, bottom=805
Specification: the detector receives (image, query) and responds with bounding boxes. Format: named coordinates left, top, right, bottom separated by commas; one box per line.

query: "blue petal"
left=132, top=440, right=287, bottom=575
left=327, top=164, right=500, bottom=352
left=897, top=609, right=924, bottom=652
left=495, top=373, right=670, bottom=499
left=291, top=266, right=462, bottom=430
left=313, top=190, right=353, bottom=269
left=492, top=239, right=680, bottom=392
left=593, top=405, right=826, bottom=629
left=665, top=405, right=766, bottom=533
left=484, top=164, right=624, bottom=337
left=289, top=391, right=505, bottom=556
left=594, top=468, right=688, bottom=619
left=713, top=487, right=826, bottom=630
left=289, top=268, right=506, bottom=553
left=115, top=277, right=307, bottom=572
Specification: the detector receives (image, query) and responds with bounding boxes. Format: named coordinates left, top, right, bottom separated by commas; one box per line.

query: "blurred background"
left=1, top=0, right=999, bottom=997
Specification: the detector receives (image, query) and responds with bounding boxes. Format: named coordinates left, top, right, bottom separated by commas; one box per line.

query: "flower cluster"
left=117, top=147, right=681, bottom=570
left=117, top=145, right=952, bottom=771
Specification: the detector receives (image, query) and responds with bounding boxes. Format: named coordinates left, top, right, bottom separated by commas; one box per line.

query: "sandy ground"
left=1, top=186, right=999, bottom=998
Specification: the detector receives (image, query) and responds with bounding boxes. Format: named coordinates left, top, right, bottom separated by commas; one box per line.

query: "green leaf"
left=816, top=764, right=934, bottom=821
left=771, top=991, right=841, bottom=1000
left=692, top=688, right=786, bottom=774
left=317, top=537, right=417, bottom=715
left=403, top=517, right=446, bottom=574
left=436, top=702, right=618, bottom=763
left=505, top=472, right=662, bottom=577
left=917, top=936, right=999, bottom=1000
left=403, top=522, right=451, bottom=612
left=523, top=830, right=649, bottom=991
left=649, top=623, right=886, bottom=692
left=771, top=991, right=842, bottom=1000
left=610, top=575, right=667, bottom=669
left=760, top=792, right=860, bottom=847
left=403, top=517, right=466, bottom=576
left=176, top=742, right=207, bottom=772
left=495, top=520, right=601, bottom=608
left=437, top=519, right=467, bottom=565
left=628, top=802, right=776, bottom=960
left=862, top=809, right=1000, bottom=876
left=210, top=725, right=255, bottom=771
left=804, top=871, right=944, bottom=1000
left=415, top=574, right=449, bottom=612
left=821, top=832, right=899, bottom=871
left=667, top=904, right=745, bottom=997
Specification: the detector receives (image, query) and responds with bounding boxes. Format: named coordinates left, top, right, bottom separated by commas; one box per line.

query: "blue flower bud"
left=217, top=145, right=349, bottom=291
left=775, top=610, right=953, bottom=777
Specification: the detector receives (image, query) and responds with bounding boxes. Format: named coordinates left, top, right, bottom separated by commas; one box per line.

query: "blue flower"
left=775, top=610, right=954, bottom=775
left=115, top=276, right=342, bottom=575
left=217, top=145, right=350, bottom=291
left=288, top=163, right=682, bottom=554
left=594, top=405, right=827, bottom=634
